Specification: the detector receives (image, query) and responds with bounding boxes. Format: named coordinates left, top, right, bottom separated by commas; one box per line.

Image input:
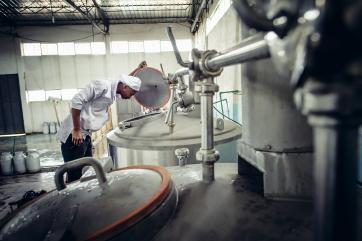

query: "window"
left=144, top=40, right=160, bottom=53
left=110, top=41, right=128, bottom=53
left=176, top=39, right=192, bottom=52
left=41, top=43, right=58, bottom=55
left=61, top=89, right=79, bottom=100
left=206, top=0, right=232, bottom=35
left=91, top=42, right=106, bottom=55
left=75, top=42, right=91, bottom=55
left=128, top=41, right=144, bottom=53
left=22, top=43, right=41, bottom=56
left=27, top=90, right=46, bottom=102
left=58, top=42, right=75, bottom=55
left=160, top=40, right=173, bottom=52
left=45, top=90, right=61, bottom=100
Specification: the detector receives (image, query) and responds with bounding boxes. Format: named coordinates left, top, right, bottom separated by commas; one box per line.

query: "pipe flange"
left=196, top=149, right=220, bottom=163
left=194, top=82, right=219, bottom=94
left=200, top=50, right=223, bottom=77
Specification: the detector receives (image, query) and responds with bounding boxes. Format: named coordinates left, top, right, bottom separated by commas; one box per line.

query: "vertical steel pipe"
left=312, top=121, right=358, bottom=241
left=200, top=93, right=214, bottom=150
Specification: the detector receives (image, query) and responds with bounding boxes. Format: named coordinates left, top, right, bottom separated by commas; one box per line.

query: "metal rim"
left=85, top=165, right=172, bottom=241
left=1, top=166, right=173, bottom=241
left=133, top=67, right=171, bottom=109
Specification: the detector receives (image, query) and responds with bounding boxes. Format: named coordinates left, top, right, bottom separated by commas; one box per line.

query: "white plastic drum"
left=49, top=122, right=57, bottom=134
left=13, top=151, right=26, bottom=174
left=26, top=152, right=41, bottom=173
left=0, top=152, right=13, bottom=175
left=42, top=122, right=49, bottom=134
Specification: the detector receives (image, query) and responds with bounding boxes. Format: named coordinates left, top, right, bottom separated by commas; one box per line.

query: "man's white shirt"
left=57, top=80, right=119, bottom=143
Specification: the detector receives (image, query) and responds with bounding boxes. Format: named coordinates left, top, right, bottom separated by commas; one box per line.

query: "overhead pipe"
left=206, top=37, right=270, bottom=70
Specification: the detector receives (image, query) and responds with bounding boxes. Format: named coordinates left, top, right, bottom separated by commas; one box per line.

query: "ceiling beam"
left=91, top=0, right=109, bottom=33
left=191, top=0, right=207, bottom=33
left=63, top=0, right=108, bottom=34
left=0, top=1, right=16, bottom=26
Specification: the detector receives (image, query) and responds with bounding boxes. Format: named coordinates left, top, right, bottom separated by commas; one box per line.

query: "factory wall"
left=0, top=23, right=191, bottom=133
left=194, top=3, right=242, bottom=124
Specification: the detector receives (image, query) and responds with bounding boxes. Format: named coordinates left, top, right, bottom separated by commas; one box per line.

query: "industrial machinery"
left=107, top=66, right=242, bottom=168
left=1, top=1, right=361, bottom=241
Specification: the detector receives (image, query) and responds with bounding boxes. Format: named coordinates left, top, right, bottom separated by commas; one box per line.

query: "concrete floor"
left=0, top=165, right=361, bottom=241
left=0, top=134, right=361, bottom=240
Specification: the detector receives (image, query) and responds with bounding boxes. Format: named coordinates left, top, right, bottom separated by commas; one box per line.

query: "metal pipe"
left=166, top=26, right=189, bottom=67
left=312, top=123, right=358, bottom=241
left=200, top=93, right=214, bottom=150
left=206, top=38, right=270, bottom=70
left=191, top=0, right=207, bottom=33
left=165, top=84, right=178, bottom=133
left=165, top=101, right=178, bottom=133
left=172, top=68, right=189, bottom=81
left=202, top=163, right=214, bottom=181
left=220, top=34, right=266, bottom=55
left=198, top=78, right=218, bottom=182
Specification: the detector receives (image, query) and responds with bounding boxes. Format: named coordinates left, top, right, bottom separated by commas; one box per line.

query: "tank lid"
left=133, top=67, right=170, bottom=109
left=0, top=165, right=174, bottom=241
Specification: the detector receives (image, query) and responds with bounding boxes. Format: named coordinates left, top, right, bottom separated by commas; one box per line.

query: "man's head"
left=117, top=75, right=141, bottom=99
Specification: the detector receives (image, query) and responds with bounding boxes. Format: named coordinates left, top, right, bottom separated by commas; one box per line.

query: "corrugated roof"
left=0, top=0, right=204, bottom=26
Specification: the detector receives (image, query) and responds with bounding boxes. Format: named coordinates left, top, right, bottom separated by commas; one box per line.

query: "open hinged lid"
left=133, top=67, right=170, bottom=109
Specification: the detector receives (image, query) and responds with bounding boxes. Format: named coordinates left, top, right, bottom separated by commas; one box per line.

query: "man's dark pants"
left=61, top=134, right=92, bottom=182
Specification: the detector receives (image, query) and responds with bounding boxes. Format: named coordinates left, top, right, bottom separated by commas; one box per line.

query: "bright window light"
left=176, top=39, right=192, bottom=52
left=110, top=41, right=128, bottom=54
left=128, top=41, right=144, bottom=53
left=45, top=90, right=61, bottom=100
left=61, top=89, right=79, bottom=100
left=75, top=42, right=91, bottom=55
left=144, top=40, right=160, bottom=53
left=91, top=42, right=106, bottom=55
left=58, top=42, right=75, bottom=55
left=206, top=0, right=232, bottom=35
left=22, top=43, right=41, bottom=56
left=41, top=43, right=58, bottom=55
left=161, top=41, right=173, bottom=52
left=27, top=90, right=46, bottom=102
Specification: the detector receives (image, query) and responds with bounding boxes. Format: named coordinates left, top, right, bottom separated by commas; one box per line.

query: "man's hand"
left=138, top=61, right=147, bottom=69
left=130, top=61, right=147, bottom=76
left=72, top=129, right=83, bottom=146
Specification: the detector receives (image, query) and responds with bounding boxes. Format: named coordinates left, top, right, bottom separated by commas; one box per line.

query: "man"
left=57, top=61, right=146, bottom=182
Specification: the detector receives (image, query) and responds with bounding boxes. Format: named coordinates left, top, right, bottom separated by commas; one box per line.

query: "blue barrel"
left=359, top=133, right=362, bottom=184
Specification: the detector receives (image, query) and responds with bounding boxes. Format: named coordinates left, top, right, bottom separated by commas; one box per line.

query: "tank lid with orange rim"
left=0, top=164, right=176, bottom=241
left=133, top=67, right=171, bottom=109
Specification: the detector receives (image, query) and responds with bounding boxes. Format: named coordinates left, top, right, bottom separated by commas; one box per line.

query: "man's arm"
left=71, top=108, right=83, bottom=145
left=129, top=61, right=147, bottom=76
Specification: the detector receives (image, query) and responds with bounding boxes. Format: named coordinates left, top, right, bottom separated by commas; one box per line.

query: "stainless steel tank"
left=107, top=110, right=241, bottom=168
left=108, top=66, right=242, bottom=168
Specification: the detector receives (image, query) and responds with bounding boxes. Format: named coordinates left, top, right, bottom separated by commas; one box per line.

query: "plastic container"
left=0, top=152, right=13, bottom=175
left=13, top=151, right=26, bottom=174
left=55, top=122, right=60, bottom=133
left=49, top=122, right=57, bottom=134
left=25, top=151, right=41, bottom=173
left=42, top=122, right=49, bottom=134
